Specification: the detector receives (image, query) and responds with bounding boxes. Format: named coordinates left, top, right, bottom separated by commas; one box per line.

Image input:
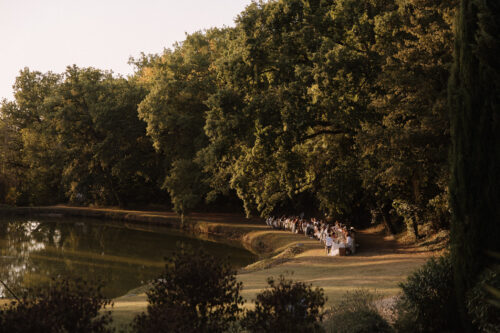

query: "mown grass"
left=110, top=227, right=429, bottom=329
left=1, top=207, right=432, bottom=330
left=238, top=251, right=427, bottom=308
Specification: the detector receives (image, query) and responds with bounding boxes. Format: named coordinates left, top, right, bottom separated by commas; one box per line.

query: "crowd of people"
left=265, top=215, right=357, bottom=256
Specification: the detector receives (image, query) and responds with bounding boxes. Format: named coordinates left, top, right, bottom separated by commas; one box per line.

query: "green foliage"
left=2, top=68, right=66, bottom=205
left=164, top=159, right=207, bottom=215
left=325, top=289, right=392, bottom=333
left=4, top=187, right=19, bottom=205
left=202, top=0, right=370, bottom=217
left=1, top=66, right=163, bottom=207
left=134, top=29, right=230, bottom=214
left=0, top=0, right=465, bottom=234
left=0, top=277, right=113, bottom=333
left=53, top=66, right=161, bottom=207
left=131, top=245, right=243, bottom=333
left=357, top=0, right=456, bottom=234
left=466, top=268, right=500, bottom=333
left=392, top=200, right=420, bottom=239
left=394, top=254, right=458, bottom=333
left=197, top=0, right=458, bottom=227
left=242, top=275, right=326, bottom=333
left=0, top=107, right=24, bottom=205
left=448, top=0, right=500, bottom=328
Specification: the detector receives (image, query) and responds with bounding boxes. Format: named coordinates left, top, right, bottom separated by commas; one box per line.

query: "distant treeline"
left=0, top=0, right=457, bottom=236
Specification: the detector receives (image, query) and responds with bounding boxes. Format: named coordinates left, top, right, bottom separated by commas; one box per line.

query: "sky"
left=0, top=0, right=253, bottom=101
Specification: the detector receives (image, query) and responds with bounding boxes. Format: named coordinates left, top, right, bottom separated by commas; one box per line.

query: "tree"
left=0, top=103, right=24, bottom=204
left=242, top=275, right=326, bottom=333
left=355, top=0, right=457, bottom=237
left=326, top=289, right=392, bottom=333
left=50, top=66, right=161, bottom=207
left=0, top=277, right=113, bottom=333
left=448, top=0, right=500, bottom=329
left=2, top=68, right=66, bottom=205
left=2, top=66, right=163, bottom=207
left=132, top=246, right=244, bottom=333
left=134, top=29, right=229, bottom=215
left=203, top=0, right=371, bottom=218
left=394, top=254, right=459, bottom=332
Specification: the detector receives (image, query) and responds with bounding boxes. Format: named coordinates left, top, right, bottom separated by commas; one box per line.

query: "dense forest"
left=0, top=0, right=467, bottom=238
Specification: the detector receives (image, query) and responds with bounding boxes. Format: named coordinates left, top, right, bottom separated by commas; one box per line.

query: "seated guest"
left=314, top=225, right=321, bottom=239
left=307, top=224, right=315, bottom=238
left=329, top=238, right=345, bottom=256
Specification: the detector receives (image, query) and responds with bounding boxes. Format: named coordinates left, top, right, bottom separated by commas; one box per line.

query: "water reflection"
left=0, top=217, right=255, bottom=298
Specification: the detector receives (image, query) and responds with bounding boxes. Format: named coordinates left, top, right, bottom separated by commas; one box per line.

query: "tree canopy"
left=0, top=0, right=460, bottom=233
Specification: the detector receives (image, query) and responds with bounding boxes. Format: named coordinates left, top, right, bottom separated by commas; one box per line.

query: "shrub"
left=0, top=277, right=113, bottom=333
left=393, top=254, right=458, bottom=332
left=324, top=289, right=392, bottom=333
left=466, top=268, right=500, bottom=333
left=131, top=245, right=244, bottom=333
left=242, top=275, right=326, bottom=333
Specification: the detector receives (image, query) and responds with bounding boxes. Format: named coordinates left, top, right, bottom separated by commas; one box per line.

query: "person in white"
left=346, top=233, right=355, bottom=254
left=325, top=233, right=333, bottom=255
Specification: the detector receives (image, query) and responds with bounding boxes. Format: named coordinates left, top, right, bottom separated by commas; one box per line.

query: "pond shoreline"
left=1, top=205, right=435, bottom=329
left=0, top=206, right=181, bottom=228
left=0, top=205, right=269, bottom=255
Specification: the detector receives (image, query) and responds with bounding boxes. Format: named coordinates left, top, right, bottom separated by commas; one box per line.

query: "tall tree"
left=3, top=66, right=162, bottom=207
left=0, top=103, right=24, bottom=204
left=448, top=0, right=500, bottom=329
left=4, top=68, right=65, bottom=204
left=358, top=0, right=457, bottom=237
left=135, top=29, right=229, bottom=215
left=51, top=66, right=161, bottom=207
left=203, top=0, right=377, bottom=217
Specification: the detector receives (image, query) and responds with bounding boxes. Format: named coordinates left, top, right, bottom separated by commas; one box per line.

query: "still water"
left=0, top=217, right=256, bottom=298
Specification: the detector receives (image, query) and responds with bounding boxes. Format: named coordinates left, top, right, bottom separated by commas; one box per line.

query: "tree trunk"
left=380, top=205, right=397, bottom=235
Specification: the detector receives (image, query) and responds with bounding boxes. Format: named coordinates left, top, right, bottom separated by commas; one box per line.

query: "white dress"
left=329, top=240, right=345, bottom=256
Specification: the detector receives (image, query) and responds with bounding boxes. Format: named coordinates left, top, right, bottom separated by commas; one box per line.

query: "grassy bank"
left=1, top=206, right=436, bottom=330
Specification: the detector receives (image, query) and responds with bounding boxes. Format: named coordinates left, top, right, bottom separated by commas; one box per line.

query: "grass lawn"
left=1, top=206, right=438, bottom=330
left=110, top=223, right=434, bottom=330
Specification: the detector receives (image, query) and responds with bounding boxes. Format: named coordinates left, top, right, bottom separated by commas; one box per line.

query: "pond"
left=0, top=216, right=256, bottom=298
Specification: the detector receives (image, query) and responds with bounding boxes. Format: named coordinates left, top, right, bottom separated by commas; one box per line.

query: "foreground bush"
left=466, top=268, right=500, bottom=333
left=242, top=275, right=326, bottom=333
left=0, top=277, right=113, bottom=333
left=393, top=254, right=458, bottom=332
left=324, top=289, right=392, bottom=333
left=132, top=245, right=244, bottom=333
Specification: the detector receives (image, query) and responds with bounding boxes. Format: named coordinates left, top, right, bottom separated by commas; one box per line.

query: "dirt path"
left=237, top=226, right=433, bottom=304
left=356, top=228, right=398, bottom=254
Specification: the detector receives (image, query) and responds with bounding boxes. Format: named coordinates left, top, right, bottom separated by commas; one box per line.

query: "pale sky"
left=0, top=0, right=253, bottom=101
